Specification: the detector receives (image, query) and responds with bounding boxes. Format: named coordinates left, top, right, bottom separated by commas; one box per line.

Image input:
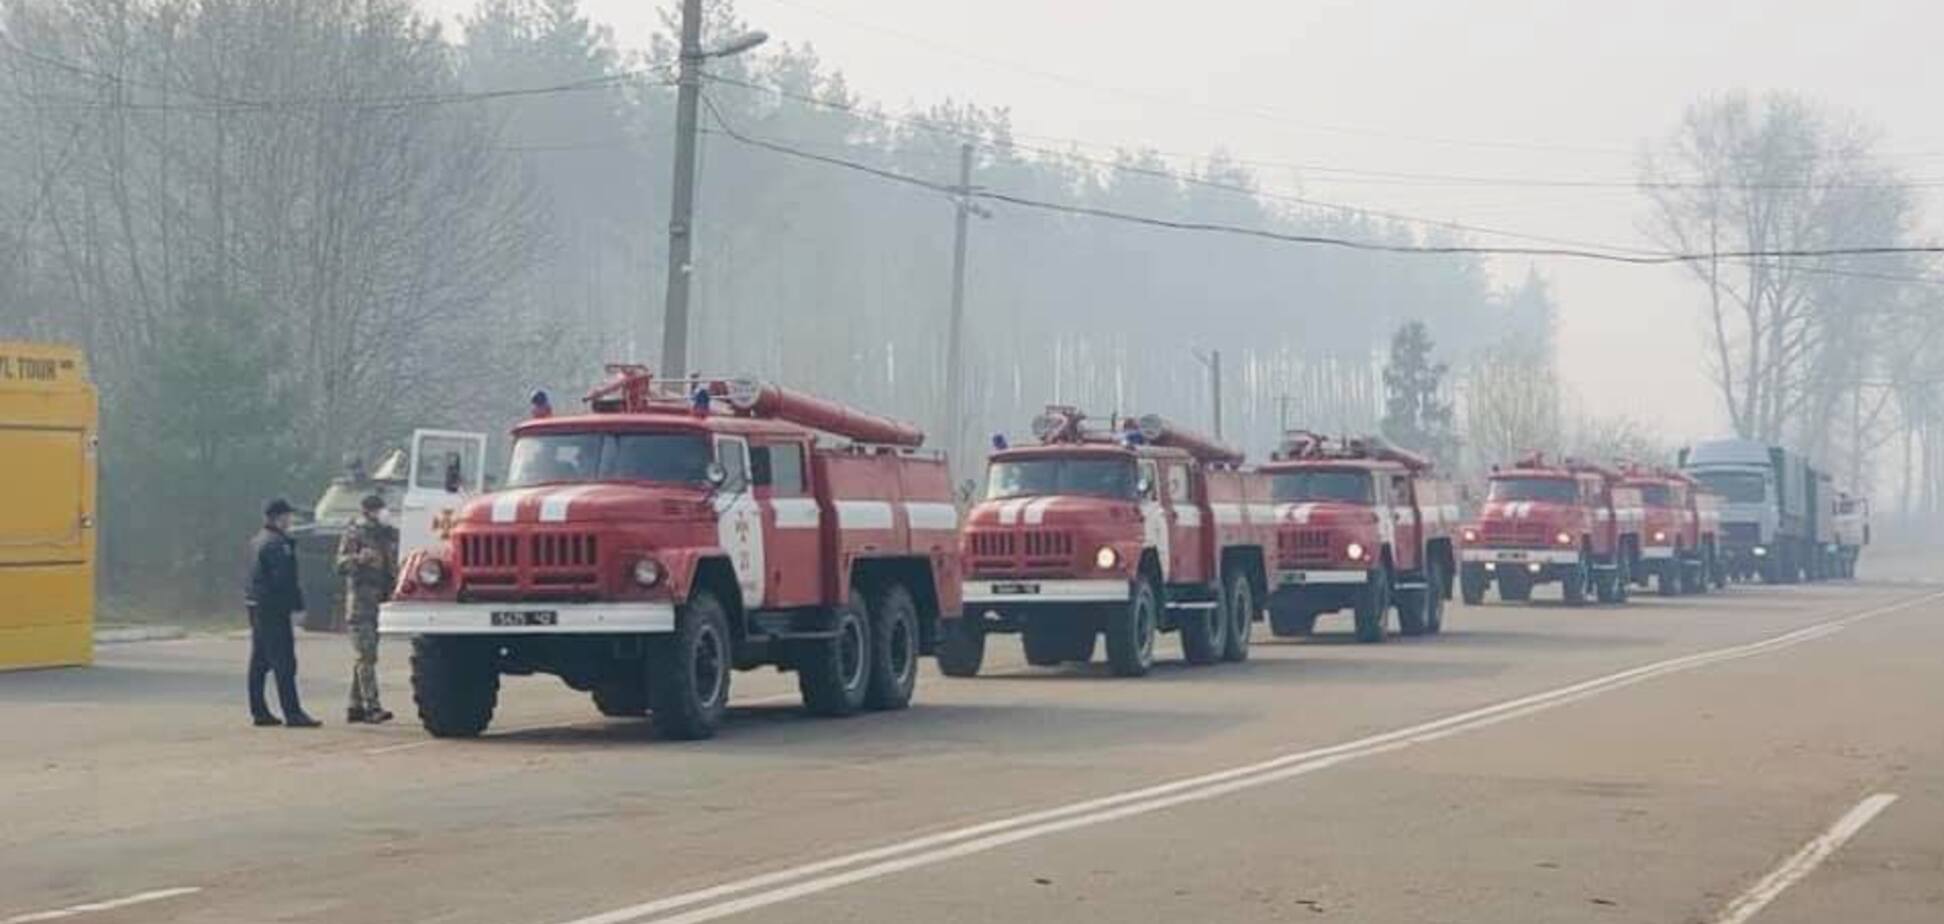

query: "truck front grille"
left=1278, top=528, right=1333, bottom=566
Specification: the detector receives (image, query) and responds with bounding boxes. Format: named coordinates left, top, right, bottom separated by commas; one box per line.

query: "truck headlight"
left=1555, top=531, right=1573, bottom=546
left=1753, top=546, right=1768, bottom=557
left=1094, top=546, right=1119, bottom=570
left=1345, top=542, right=1366, bottom=561
left=1461, top=528, right=1479, bottom=543
left=1653, top=530, right=1668, bottom=543
left=632, top=558, right=664, bottom=587
left=415, top=558, right=447, bottom=588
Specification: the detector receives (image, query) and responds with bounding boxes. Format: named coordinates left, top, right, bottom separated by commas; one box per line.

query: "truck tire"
left=1104, top=580, right=1159, bottom=677
left=1561, top=556, right=1590, bottom=606
left=798, top=589, right=871, bottom=717
left=1498, top=571, right=1532, bottom=603
left=1353, top=568, right=1390, bottom=643
left=1396, top=570, right=1430, bottom=637
left=1178, top=589, right=1228, bottom=666
left=1220, top=570, right=1255, bottom=662
left=1460, top=564, right=1487, bottom=605
left=1268, top=601, right=1316, bottom=637
left=648, top=590, right=732, bottom=740
left=1423, top=559, right=1447, bottom=634
left=864, top=582, right=919, bottom=711
left=410, top=636, right=499, bottom=738
left=592, top=677, right=648, bottom=717
left=935, top=618, right=985, bottom=678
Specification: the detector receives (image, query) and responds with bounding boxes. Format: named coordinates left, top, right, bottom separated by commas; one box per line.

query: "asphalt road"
left=3, top=581, right=1941, bottom=923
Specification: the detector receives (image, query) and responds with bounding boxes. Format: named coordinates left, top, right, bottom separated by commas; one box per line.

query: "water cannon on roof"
left=578, top=366, right=925, bottom=447
left=1134, top=414, right=1245, bottom=466
left=1272, top=430, right=1432, bottom=471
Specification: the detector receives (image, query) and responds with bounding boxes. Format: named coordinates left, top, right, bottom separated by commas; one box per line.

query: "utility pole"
left=1192, top=348, right=1223, bottom=440
left=659, top=0, right=704, bottom=377
left=943, top=143, right=987, bottom=476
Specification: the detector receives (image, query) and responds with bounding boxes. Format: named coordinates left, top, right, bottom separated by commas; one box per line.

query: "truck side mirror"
left=1136, top=473, right=1155, bottom=499
left=705, top=462, right=728, bottom=488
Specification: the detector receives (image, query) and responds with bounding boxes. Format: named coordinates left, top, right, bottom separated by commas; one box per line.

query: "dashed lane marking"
left=1713, top=792, right=1900, bottom=924
left=3, top=887, right=202, bottom=923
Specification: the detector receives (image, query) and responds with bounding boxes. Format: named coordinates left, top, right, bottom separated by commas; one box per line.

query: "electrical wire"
left=699, top=93, right=1944, bottom=270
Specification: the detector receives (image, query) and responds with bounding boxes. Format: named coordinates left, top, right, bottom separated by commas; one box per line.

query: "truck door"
left=751, top=439, right=816, bottom=608
left=1164, top=461, right=1208, bottom=584
left=1138, top=458, right=1170, bottom=581
left=400, top=429, right=486, bottom=555
left=711, top=435, right=766, bottom=608
left=1387, top=473, right=1422, bottom=572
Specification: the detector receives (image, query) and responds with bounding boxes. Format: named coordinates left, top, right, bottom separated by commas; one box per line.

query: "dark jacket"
left=246, top=526, right=306, bottom=613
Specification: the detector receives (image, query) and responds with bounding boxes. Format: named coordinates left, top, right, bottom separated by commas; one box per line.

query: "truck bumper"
left=961, top=578, right=1130, bottom=606
left=1273, top=568, right=1368, bottom=586
left=378, top=600, right=677, bottom=636
left=1459, top=548, right=1581, bottom=565
left=1639, top=545, right=1676, bottom=560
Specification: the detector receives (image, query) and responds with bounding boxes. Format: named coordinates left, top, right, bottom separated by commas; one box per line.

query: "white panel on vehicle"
left=490, top=488, right=535, bottom=524
left=538, top=485, right=597, bottom=523
left=771, top=498, right=820, bottom=530
left=712, top=437, right=765, bottom=607
left=836, top=500, right=895, bottom=530
left=1175, top=506, right=1203, bottom=528
left=1022, top=496, right=1058, bottom=525
left=998, top=498, right=1031, bottom=526
left=905, top=502, right=959, bottom=531
left=1210, top=503, right=1243, bottom=525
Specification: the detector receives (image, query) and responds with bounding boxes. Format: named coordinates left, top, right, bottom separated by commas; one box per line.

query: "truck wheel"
left=1423, top=560, right=1447, bottom=634
left=1353, top=568, right=1391, bottom=643
left=592, top=676, right=648, bottom=717
left=1220, top=570, right=1254, bottom=662
left=864, top=582, right=919, bottom=711
left=1268, top=601, right=1316, bottom=637
left=1395, top=571, right=1430, bottom=637
left=1460, top=564, right=1487, bottom=605
left=648, top=590, right=732, bottom=740
left=1498, top=571, right=1532, bottom=602
left=410, top=636, right=499, bottom=738
left=1178, top=589, right=1228, bottom=666
left=1656, top=560, right=1680, bottom=597
left=935, top=618, right=986, bottom=678
left=798, top=590, right=871, bottom=717
left=1562, top=557, right=1590, bottom=606
left=1104, top=580, right=1159, bottom=677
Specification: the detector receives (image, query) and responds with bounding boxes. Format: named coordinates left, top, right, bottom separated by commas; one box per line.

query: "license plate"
left=490, top=609, right=558, bottom=627
left=1494, top=551, right=1529, bottom=562
left=990, top=582, right=1041, bottom=596
left=1280, top=572, right=1310, bottom=585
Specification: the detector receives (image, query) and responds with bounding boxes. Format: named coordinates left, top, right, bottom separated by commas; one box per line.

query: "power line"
left=699, top=96, right=1944, bottom=270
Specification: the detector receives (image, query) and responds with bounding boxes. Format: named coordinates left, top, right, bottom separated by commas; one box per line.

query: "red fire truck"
left=1459, top=454, right=1644, bottom=606
left=379, top=366, right=962, bottom=740
left=1261, top=433, right=1460, bottom=643
left=1621, top=464, right=1724, bottom=595
left=941, top=408, right=1270, bottom=678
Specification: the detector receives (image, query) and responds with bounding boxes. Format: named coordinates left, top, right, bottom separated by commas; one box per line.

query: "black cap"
left=360, top=493, right=387, bottom=512
left=264, top=498, right=295, bottom=519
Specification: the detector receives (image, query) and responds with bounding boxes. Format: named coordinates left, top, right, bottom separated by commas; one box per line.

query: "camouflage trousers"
left=347, top=618, right=383, bottom=713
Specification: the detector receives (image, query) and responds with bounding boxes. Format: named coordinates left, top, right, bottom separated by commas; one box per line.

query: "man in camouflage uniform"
left=336, top=493, right=398, bottom=723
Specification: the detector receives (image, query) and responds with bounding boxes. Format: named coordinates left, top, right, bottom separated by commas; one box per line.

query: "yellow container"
left=0, top=342, right=97, bottom=670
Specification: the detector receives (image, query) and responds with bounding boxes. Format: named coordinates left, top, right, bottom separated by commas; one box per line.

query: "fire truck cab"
left=379, top=366, right=961, bottom=741
left=1459, top=454, right=1643, bottom=606
left=1260, top=433, right=1459, bottom=643
left=1621, top=465, right=1723, bottom=596
left=942, top=408, right=1269, bottom=678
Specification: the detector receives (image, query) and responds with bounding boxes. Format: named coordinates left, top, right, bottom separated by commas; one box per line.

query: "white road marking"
left=1712, top=793, right=1900, bottom=924
left=365, top=693, right=804, bottom=755
left=548, top=590, right=1942, bottom=924
left=4, top=887, right=202, bottom=923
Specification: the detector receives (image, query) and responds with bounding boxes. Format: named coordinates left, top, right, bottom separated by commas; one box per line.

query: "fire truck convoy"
left=1261, top=433, right=1460, bottom=643
left=1460, top=454, right=1645, bottom=606
left=1621, top=465, right=1726, bottom=595
left=378, top=367, right=961, bottom=740
left=941, top=408, right=1269, bottom=677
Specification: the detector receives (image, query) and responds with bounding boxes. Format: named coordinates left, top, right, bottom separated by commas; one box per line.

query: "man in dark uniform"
left=247, top=498, right=320, bottom=727
left=335, top=494, right=397, bottom=723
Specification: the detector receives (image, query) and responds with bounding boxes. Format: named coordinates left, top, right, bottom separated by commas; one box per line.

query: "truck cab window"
left=762, top=443, right=806, bottom=497
left=715, top=437, right=750, bottom=491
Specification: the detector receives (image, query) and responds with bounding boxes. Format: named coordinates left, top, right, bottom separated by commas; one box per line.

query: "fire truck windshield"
left=1692, top=471, right=1766, bottom=503
left=986, top=457, right=1136, bottom=501
left=1637, top=484, right=1675, bottom=506
left=506, top=432, right=712, bottom=487
left=1270, top=470, right=1372, bottom=503
left=1487, top=477, right=1576, bottom=503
